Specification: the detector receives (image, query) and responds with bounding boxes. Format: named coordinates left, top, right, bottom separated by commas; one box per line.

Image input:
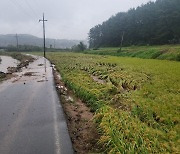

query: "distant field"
left=47, top=52, right=180, bottom=153
left=85, top=44, right=180, bottom=61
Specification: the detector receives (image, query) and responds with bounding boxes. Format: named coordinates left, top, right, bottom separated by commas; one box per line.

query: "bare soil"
left=91, top=75, right=105, bottom=84
left=53, top=70, right=102, bottom=154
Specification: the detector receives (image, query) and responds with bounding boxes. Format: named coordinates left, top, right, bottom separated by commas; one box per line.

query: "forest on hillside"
left=89, top=0, right=180, bottom=48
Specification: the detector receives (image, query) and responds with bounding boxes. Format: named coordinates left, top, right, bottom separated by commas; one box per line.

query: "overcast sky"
left=0, top=0, right=155, bottom=40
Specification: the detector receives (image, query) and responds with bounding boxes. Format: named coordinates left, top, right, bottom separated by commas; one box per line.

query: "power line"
left=31, top=0, right=42, bottom=14
left=8, top=0, right=43, bottom=38
left=8, top=0, right=35, bottom=19
left=8, top=0, right=49, bottom=45
left=27, top=22, right=42, bottom=35
left=24, top=0, right=39, bottom=17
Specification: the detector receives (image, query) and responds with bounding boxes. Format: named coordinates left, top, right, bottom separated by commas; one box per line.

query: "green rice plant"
left=94, top=106, right=176, bottom=153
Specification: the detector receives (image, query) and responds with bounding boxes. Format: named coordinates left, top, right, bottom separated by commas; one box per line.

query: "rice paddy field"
left=47, top=51, right=180, bottom=153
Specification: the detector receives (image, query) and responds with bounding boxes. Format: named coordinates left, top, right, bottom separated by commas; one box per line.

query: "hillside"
left=0, top=34, right=84, bottom=49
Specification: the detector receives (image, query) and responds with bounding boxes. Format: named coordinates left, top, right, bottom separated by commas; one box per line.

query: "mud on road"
left=0, top=53, right=35, bottom=81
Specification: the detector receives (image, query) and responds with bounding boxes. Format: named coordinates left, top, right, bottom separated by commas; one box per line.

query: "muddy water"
left=0, top=56, right=19, bottom=73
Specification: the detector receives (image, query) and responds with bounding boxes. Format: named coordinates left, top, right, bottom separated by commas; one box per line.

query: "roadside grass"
left=47, top=52, right=180, bottom=153
left=84, top=44, right=180, bottom=61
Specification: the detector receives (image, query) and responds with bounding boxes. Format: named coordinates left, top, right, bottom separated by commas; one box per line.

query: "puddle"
left=0, top=56, right=19, bottom=73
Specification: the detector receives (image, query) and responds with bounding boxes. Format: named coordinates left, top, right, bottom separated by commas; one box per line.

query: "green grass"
left=84, top=44, right=180, bottom=61
left=46, top=52, right=180, bottom=153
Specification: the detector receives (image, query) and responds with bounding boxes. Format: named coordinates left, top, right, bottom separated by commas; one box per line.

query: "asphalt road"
left=0, top=56, right=73, bottom=154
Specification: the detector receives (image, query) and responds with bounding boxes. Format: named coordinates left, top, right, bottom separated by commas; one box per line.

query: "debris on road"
left=38, top=64, right=44, bottom=66
left=24, top=72, right=37, bottom=76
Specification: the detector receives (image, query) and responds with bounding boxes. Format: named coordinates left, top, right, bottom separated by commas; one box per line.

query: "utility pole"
left=119, top=31, right=125, bottom=52
left=39, top=13, right=47, bottom=58
left=15, top=34, right=19, bottom=52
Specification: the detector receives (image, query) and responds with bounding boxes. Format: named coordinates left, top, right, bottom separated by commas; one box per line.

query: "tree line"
left=89, top=0, right=180, bottom=48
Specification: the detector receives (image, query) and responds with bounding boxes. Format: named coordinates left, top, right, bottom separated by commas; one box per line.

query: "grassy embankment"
left=47, top=51, right=180, bottom=153
left=84, top=44, right=180, bottom=61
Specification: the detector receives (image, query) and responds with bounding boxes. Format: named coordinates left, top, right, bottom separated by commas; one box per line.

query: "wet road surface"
left=0, top=56, right=73, bottom=154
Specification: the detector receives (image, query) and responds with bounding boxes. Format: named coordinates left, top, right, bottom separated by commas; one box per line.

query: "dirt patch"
left=53, top=69, right=101, bottom=153
left=91, top=75, right=105, bottom=84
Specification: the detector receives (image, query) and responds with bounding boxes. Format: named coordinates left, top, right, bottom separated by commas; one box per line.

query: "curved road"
left=0, top=56, right=73, bottom=154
